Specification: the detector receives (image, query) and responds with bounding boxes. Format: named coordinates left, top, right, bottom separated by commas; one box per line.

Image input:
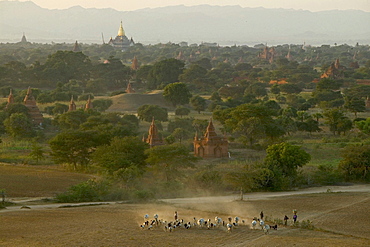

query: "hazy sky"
left=5, top=0, right=370, bottom=12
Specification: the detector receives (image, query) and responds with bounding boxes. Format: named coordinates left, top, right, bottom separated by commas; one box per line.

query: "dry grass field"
left=0, top=165, right=369, bottom=247
left=0, top=163, right=94, bottom=197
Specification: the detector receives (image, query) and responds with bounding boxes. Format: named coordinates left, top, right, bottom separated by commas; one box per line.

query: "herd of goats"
left=139, top=213, right=278, bottom=234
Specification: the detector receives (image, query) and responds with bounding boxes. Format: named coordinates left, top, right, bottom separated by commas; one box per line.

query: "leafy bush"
left=55, top=179, right=111, bottom=203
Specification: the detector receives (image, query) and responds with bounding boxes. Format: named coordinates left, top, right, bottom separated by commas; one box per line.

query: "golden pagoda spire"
left=118, top=21, right=125, bottom=37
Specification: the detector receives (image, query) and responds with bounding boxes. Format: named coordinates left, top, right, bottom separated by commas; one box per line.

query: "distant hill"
left=1, top=1, right=370, bottom=45
left=108, top=91, right=174, bottom=113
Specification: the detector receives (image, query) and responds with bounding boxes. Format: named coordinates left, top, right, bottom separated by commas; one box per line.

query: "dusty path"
left=1, top=184, right=370, bottom=247
left=160, top=184, right=370, bottom=204
left=3, top=184, right=369, bottom=213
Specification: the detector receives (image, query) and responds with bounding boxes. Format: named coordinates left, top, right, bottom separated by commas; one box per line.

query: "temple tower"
left=85, top=95, right=93, bottom=111
left=20, top=33, right=27, bottom=43
left=68, top=95, right=77, bottom=112
left=125, top=82, right=135, bottom=93
left=23, top=87, right=43, bottom=124
left=193, top=118, right=228, bottom=158
left=143, top=118, right=164, bottom=148
left=131, top=56, right=139, bottom=70
left=5, top=89, right=14, bottom=109
left=108, top=21, right=135, bottom=51
left=72, top=41, right=81, bottom=52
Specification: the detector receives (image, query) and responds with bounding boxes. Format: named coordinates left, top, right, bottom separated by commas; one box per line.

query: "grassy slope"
left=107, top=91, right=175, bottom=113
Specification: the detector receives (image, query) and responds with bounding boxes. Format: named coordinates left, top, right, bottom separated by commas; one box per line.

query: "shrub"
left=55, top=179, right=111, bottom=203
left=299, top=220, right=315, bottom=230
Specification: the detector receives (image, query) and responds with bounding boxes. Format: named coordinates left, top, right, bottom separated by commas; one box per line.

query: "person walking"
left=174, top=211, right=178, bottom=221
left=292, top=209, right=297, bottom=224
left=293, top=214, right=297, bottom=223
left=284, top=215, right=289, bottom=225
left=260, top=211, right=264, bottom=220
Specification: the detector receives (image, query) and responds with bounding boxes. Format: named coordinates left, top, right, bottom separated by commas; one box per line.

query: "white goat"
left=259, top=219, right=265, bottom=230
left=226, top=223, right=233, bottom=232
left=263, top=224, right=270, bottom=234
left=251, top=220, right=257, bottom=229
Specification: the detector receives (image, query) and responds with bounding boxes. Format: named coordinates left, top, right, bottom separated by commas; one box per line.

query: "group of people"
left=283, top=210, right=298, bottom=225
left=260, top=210, right=298, bottom=226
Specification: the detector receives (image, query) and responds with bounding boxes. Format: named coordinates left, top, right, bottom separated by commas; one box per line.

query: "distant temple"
left=72, top=41, right=81, bottom=52
left=321, top=59, right=345, bottom=79
left=20, top=33, right=27, bottom=43
left=125, top=82, right=135, bottom=94
left=68, top=95, right=77, bottom=112
left=85, top=95, right=93, bottom=111
left=285, top=49, right=293, bottom=61
left=108, top=21, right=135, bottom=51
left=193, top=118, right=228, bottom=158
left=258, top=46, right=276, bottom=63
left=23, top=87, right=43, bottom=125
left=143, top=118, right=164, bottom=148
left=131, top=56, right=139, bottom=70
left=5, top=89, right=14, bottom=109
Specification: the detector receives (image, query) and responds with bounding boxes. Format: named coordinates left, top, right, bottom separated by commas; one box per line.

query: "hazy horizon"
left=2, top=0, right=370, bottom=12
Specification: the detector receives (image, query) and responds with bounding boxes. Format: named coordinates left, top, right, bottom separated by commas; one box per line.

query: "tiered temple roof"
left=68, top=95, right=77, bottom=112
left=125, top=82, right=135, bottom=94
left=193, top=118, right=228, bottom=158
left=131, top=56, right=139, bottom=70
left=23, top=87, right=43, bottom=124
left=258, top=46, right=276, bottom=63
left=72, top=41, right=81, bottom=52
left=5, top=89, right=14, bottom=109
left=108, top=21, right=135, bottom=51
left=143, top=118, right=164, bottom=148
left=321, top=58, right=345, bottom=79
left=85, top=95, right=93, bottom=110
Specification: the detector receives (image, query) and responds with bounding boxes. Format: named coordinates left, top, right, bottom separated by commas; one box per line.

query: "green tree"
left=190, top=95, right=207, bottom=113
left=43, top=51, right=91, bottom=84
left=145, top=143, right=198, bottom=182
left=179, top=64, right=208, bottom=83
left=147, top=58, right=185, bottom=89
left=171, top=128, right=191, bottom=143
left=49, top=130, right=103, bottom=170
left=28, top=143, right=45, bottom=164
left=264, top=142, right=311, bottom=189
left=3, top=113, right=35, bottom=138
left=222, top=103, right=281, bottom=146
left=323, top=109, right=352, bottom=135
left=5, top=103, right=29, bottom=116
left=344, top=96, right=366, bottom=117
left=175, top=106, right=191, bottom=118
left=339, top=144, right=370, bottom=181
left=163, top=82, right=192, bottom=107
left=137, top=104, right=168, bottom=122
left=356, top=118, right=370, bottom=135
left=55, top=110, right=91, bottom=130
left=92, top=136, right=148, bottom=175
left=270, top=84, right=280, bottom=95
left=167, top=118, right=193, bottom=133
left=92, top=99, right=113, bottom=112
left=279, top=83, right=302, bottom=94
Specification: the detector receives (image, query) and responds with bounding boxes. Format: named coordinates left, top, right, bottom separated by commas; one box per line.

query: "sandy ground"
left=1, top=185, right=370, bottom=247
